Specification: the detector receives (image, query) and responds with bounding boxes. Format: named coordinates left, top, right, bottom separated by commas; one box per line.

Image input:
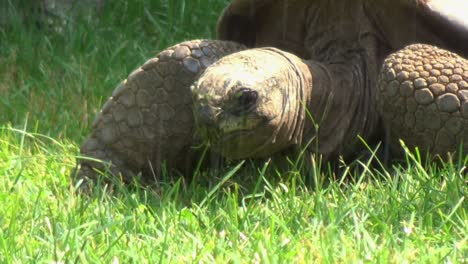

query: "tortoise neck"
left=303, top=57, right=380, bottom=159
left=252, top=48, right=314, bottom=154
left=271, top=49, right=314, bottom=148
left=303, top=60, right=333, bottom=128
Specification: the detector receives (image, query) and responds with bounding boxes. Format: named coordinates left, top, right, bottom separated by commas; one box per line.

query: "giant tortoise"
left=76, top=0, right=468, bottom=182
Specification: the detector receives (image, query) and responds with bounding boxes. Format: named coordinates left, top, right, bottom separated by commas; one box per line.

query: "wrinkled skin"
left=195, top=0, right=468, bottom=162
left=193, top=43, right=468, bottom=163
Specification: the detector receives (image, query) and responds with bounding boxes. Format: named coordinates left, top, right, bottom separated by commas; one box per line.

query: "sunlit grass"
left=0, top=0, right=466, bottom=263
left=1, top=123, right=466, bottom=262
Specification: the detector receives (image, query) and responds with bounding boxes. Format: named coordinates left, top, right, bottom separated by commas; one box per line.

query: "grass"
left=0, top=0, right=467, bottom=262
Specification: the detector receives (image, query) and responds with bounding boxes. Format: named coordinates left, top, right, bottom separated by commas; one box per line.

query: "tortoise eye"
left=232, top=88, right=258, bottom=114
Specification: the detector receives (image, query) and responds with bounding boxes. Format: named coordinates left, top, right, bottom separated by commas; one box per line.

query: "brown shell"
left=217, top=0, right=468, bottom=58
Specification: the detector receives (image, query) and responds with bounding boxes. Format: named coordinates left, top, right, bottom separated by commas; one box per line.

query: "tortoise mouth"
left=209, top=116, right=278, bottom=159
left=218, top=129, right=254, bottom=143
left=211, top=129, right=260, bottom=159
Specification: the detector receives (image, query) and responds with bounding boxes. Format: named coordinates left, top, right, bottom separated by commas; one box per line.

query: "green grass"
left=0, top=0, right=466, bottom=263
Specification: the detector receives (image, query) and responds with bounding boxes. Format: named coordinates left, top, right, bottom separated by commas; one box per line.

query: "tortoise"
left=76, top=0, right=468, bottom=183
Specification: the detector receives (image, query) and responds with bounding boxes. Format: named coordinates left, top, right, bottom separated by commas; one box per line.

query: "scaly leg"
left=76, top=40, right=245, bottom=184
left=377, top=44, right=468, bottom=157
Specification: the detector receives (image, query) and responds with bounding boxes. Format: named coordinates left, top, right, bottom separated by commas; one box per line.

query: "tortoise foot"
left=377, top=44, right=468, bottom=157
left=76, top=40, right=245, bottom=183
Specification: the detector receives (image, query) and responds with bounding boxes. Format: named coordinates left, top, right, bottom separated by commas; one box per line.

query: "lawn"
left=0, top=0, right=466, bottom=263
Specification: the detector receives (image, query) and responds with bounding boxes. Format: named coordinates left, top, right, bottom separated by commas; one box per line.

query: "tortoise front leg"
left=377, top=44, right=468, bottom=157
left=76, top=40, right=245, bottom=184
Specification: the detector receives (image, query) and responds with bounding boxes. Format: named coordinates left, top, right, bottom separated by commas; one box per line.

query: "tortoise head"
left=191, top=48, right=312, bottom=159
